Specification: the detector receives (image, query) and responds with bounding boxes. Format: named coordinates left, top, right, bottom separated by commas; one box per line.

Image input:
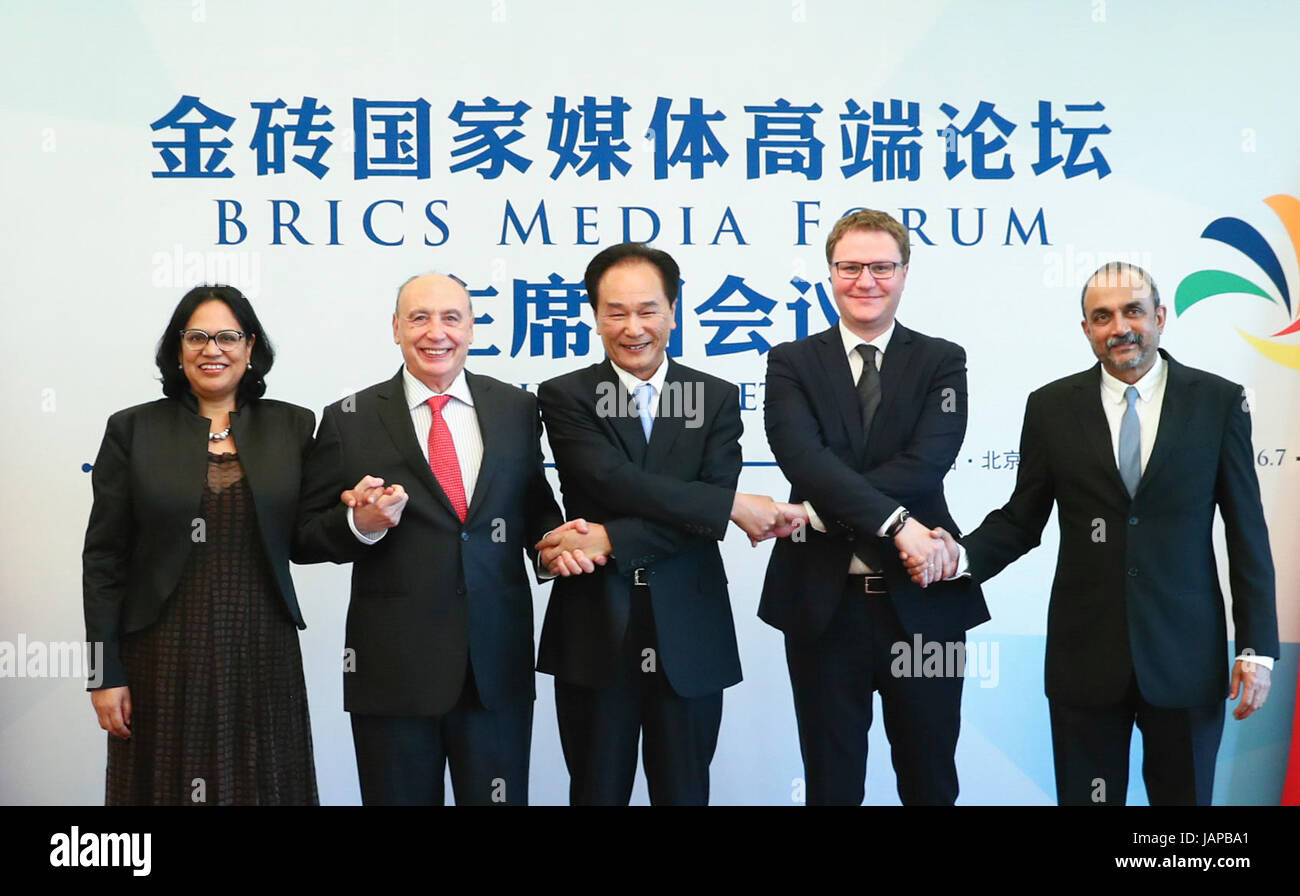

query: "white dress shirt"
left=610, top=355, right=669, bottom=424
left=803, top=320, right=905, bottom=574
left=348, top=366, right=484, bottom=543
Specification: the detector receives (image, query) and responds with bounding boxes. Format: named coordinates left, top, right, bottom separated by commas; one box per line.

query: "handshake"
left=896, top=521, right=960, bottom=588
left=533, top=492, right=813, bottom=579
left=729, top=493, right=809, bottom=546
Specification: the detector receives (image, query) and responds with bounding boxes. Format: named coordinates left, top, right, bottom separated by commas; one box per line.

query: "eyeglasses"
left=831, top=261, right=903, bottom=281
left=180, top=329, right=246, bottom=350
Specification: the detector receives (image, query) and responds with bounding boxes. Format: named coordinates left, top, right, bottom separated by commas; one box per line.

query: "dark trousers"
left=785, top=580, right=965, bottom=806
left=1049, top=674, right=1225, bottom=806
left=554, top=584, right=723, bottom=806
left=350, top=663, right=533, bottom=806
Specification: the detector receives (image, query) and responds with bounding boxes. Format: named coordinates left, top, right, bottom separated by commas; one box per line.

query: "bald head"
left=392, top=273, right=475, bottom=392
left=395, top=273, right=473, bottom=317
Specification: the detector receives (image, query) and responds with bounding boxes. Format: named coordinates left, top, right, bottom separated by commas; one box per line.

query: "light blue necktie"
left=1118, top=385, right=1141, bottom=497
left=634, top=382, right=655, bottom=442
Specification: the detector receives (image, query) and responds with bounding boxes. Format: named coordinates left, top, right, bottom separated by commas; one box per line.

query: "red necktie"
left=426, top=395, right=468, bottom=522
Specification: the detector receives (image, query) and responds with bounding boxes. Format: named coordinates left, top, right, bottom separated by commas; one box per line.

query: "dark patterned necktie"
left=855, top=344, right=881, bottom=437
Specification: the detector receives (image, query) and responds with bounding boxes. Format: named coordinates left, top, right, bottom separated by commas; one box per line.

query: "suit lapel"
left=376, top=368, right=460, bottom=520
left=1070, top=366, right=1131, bottom=499
left=464, top=372, right=500, bottom=523
left=597, top=360, right=649, bottom=468
left=1134, top=351, right=1193, bottom=499
left=644, top=360, right=687, bottom=472
left=810, top=325, right=866, bottom=460
left=228, top=401, right=271, bottom=523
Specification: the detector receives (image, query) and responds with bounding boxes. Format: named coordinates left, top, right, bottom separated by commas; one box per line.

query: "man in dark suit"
left=760, top=209, right=989, bottom=806
left=908, top=262, right=1278, bottom=805
left=535, top=242, right=800, bottom=805
left=295, top=273, right=580, bottom=806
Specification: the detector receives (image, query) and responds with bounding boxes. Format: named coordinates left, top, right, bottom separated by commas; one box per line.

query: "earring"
left=248, top=360, right=254, bottom=371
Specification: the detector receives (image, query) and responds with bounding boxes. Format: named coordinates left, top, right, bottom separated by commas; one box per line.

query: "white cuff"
left=347, top=507, right=386, bottom=544
left=1236, top=654, right=1274, bottom=670
left=877, top=506, right=905, bottom=538
left=946, top=544, right=971, bottom=580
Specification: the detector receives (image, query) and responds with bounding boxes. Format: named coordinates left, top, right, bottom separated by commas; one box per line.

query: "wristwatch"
left=884, top=509, right=911, bottom=538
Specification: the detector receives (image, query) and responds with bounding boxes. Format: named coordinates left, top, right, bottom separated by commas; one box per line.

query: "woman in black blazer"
left=83, top=285, right=318, bottom=805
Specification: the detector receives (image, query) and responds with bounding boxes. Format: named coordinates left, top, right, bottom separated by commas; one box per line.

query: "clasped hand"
left=730, top=493, right=810, bottom=546
left=897, top=519, right=959, bottom=587
left=342, top=474, right=409, bottom=532
left=534, top=519, right=611, bottom=577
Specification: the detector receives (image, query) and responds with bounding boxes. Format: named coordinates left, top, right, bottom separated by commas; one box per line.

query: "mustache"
left=1106, top=332, right=1142, bottom=349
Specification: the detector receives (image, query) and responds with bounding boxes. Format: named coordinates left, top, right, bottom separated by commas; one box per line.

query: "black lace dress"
left=106, top=452, right=318, bottom=805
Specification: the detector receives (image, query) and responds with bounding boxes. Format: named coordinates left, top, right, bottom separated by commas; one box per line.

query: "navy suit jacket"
left=295, top=368, right=562, bottom=716
left=760, top=323, right=989, bottom=642
left=536, top=359, right=743, bottom=698
left=962, top=350, right=1278, bottom=708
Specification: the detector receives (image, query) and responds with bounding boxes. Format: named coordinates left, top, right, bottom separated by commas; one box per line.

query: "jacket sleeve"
left=292, top=405, right=374, bottom=566
left=82, top=412, right=135, bottom=690
left=1215, top=385, right=1279, bottom=658
left=963, top=390, right=1057, bottom=583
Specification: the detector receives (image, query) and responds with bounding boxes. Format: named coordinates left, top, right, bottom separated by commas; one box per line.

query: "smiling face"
left=393, top=274, right=474, bottom=392
left=179, top=300, right=254, bottom=405
left=829, top=228, right=908, bottom=342
left=594, top=260, right=676, bottom=381
left=1081, top=275, right=1166, bottom=383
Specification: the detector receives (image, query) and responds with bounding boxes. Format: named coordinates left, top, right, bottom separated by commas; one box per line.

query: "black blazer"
left=536, top=359, right=743, bottom=698
left=294, top=368, right=563, bottom=717
left=760, top=323, right=989, bottom=642
left=83, top=396, right=316, bottom=690
left=962, top=350, right=1279, bottom=708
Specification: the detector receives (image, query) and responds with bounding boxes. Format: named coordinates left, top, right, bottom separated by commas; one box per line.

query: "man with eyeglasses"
left=760, top=209, right=989, bottom=805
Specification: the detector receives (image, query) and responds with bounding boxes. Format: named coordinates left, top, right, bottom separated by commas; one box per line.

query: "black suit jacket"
left=760, top=323, right=989, bottom=642
left=295, top=368, right=562, bottom=716
left=536, top=359, right=743, bottom=698
left=83, top=395, right=316, bottom=690
left=962, top=350, right=1278, bottom=708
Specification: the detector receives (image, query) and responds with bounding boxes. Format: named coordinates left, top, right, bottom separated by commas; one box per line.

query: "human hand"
left=730, top=492, right=783, bottom=545
left=91, top=686, right=132, bottom=739
left=352, top=481, right=409, bottom=532
left=341, top=474, right=397, bottom=509
left=536, top=521, right=611, bottom=577
left=897, top=521, right=957, bottom=587
left=770, top=502, right=810, bottom=539
left=1229, top=659, right=1271, bottom=720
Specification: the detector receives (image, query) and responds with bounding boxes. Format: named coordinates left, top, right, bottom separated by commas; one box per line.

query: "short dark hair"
left=583, top=243, right=680, bottom=312
left=155, top=285, right=276, bottom=402
left=1080, top=262, right=1160, bottom=315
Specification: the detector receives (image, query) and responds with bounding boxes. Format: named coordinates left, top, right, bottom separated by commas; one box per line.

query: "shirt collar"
left=610, top=355, right=669, bottom=398
left=402, top=365, right=474, bottom=410
left=1099, top=351, right=1165, bottom=404
left=838, top=319, right=895, bottom=361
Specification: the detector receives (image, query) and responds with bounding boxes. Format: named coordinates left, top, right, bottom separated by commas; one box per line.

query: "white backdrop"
left=1, top=0, right=1296, bottom=805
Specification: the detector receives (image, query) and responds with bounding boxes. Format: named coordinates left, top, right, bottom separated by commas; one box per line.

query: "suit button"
left=460, top=531, right=469, bottom=542
left=1127, top=568, right=1138, bottom=577
left=456, top=586, right=466, bottom=595
left=1128, top=517, right=1139, bottom=526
